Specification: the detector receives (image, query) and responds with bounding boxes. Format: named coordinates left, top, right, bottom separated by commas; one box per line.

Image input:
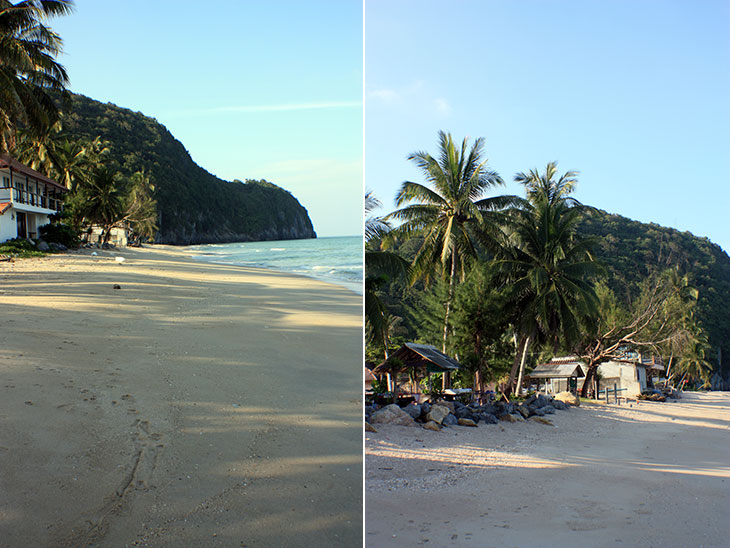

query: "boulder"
left=516, top=404, right=530, bottom=419
left=402, top=403, right=422, bottom=419
left=365, top=422, right=377, bottom=432
left=423, top=421, right=441, bottom=432
left=458, top=418, right=478, bottom=427
left=434, top=400, right=456, bottom=413
left=442, top=414, right=458, bottom=427
left=552, top=400, right=569, bottom=411
left=479, top=413, right=499, bottom=424
left=455, top=406, right=475, bottom=419
left=554, top=391, right=580, bottom=406
left=370, top=404, right=418, bottom=427
left=426, top=404, right=451, bottom=425
left=499, top=413, right=520, bottom=423
left=542, top=405, right=556, bottom=414
left=37, top=240, right=50, bottom=252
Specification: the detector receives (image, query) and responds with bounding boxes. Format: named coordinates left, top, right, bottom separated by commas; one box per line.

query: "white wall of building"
left=0, top=208, right=53, bottom=243
left=597, top=361, right=646, bottom=397
left=0, top=209, right=17, bottom=241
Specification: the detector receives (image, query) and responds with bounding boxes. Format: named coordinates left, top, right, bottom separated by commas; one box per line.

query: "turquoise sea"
left=188, top=235, right=363, bottom=294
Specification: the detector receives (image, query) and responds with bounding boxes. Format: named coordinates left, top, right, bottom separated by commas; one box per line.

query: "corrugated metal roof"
left=404, top=342, right=462, bottom=370
left=373, top=343, right=462, bottom=374
left=530, top=359, right=585, bottom=379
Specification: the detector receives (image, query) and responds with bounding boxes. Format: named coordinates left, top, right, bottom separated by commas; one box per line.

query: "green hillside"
left=58, top=93, right=316, bottom=244
left=577, top=210, right=730, bottom=375
left=370, top=211, right=730, bottom=379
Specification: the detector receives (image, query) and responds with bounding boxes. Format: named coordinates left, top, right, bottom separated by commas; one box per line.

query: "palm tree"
left=365, top=191, right=409, bottom=359
left=73, top=166, right=125, bottom=243
left=498, top=163, right=601, bottom=396
left=0, top=0, right=74, bottom=151
left=12, top=120, right=62, bottom=173
left=386, top=131, right=509, bottom=366
left=673, top=324, right=712, bottom=388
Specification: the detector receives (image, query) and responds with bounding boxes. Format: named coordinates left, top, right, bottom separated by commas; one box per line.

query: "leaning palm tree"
left=497, top=163, right=601, bottom=396
left=0, top=0, right=74, bottom=151
left=386, top=131, right=510, bottom=366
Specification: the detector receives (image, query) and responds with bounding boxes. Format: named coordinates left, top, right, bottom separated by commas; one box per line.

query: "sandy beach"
left=0, top=246, right=362, bottom=547
left=366, top=392, right=730, bottom=548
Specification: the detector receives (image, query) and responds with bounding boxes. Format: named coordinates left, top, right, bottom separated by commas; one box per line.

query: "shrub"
left=39, top=223, right=80, bottom=248
left=0, top=238, right=43, bottom=257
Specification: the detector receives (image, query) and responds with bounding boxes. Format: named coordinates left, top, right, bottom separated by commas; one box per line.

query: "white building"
left=533, top=353, right=666, bottom=398
left=595, top=354, right=665, bottom=397
left=0, top=155, right=67, bottom=242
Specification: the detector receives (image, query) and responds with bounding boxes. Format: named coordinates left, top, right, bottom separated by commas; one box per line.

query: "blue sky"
left=52, top=0, right=363, bottom=238
left=365, top=0, right=730, bottom=254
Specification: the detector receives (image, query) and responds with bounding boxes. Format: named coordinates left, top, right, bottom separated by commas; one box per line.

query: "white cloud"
left=368, top=88, right=400, bottom=102
left=169, top=101, right=361, bottom=116
left=367, top=81, right=451, bottom=117
left=433, top=97, right=452, bottom=116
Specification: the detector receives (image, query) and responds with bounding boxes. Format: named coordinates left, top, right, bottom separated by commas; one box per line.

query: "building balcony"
left=0, top=187, right=63, bottom=215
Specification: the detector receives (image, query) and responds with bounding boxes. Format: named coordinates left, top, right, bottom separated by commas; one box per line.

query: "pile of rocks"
left=366, top=392, right=578, bottom=432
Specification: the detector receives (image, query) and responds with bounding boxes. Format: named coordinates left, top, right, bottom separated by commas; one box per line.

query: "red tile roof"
left=0, top=202, right=11, bottom=215
left=0, top=154, right=67, bottom=191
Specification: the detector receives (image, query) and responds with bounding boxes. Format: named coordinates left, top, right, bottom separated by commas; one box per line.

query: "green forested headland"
left=576, top=210, right=730, bottom=374
left=58, top=93, right=316, bottom=244
left=370, top=207, right=730, bottom=380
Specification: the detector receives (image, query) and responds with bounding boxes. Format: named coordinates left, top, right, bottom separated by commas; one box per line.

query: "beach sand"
left=366, top=392, right=730, bottom=548
left=0, top=246, right=362, bottom=547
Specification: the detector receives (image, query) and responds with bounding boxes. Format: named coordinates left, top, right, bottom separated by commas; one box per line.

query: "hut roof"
left=373, top=343, right=462, bottom=374
left=529, top=358, right=585, bottom=379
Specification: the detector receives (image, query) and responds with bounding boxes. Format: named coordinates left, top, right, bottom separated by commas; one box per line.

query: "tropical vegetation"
left=0, top=0, right=73, bottom=151
left=366, top=131, right=730, bottom=398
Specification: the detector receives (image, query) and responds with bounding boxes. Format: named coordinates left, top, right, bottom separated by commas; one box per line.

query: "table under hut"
left=372, top=342, right=462, bottom=403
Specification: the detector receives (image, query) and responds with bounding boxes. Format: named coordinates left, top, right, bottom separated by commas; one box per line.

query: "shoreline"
left=185, top=252, right=363, bottom=296
left=0, top=246, right=363, bottom=547
left=181, top=236, right=363, bottom=296
left=366, top=392, right=730, bottom=547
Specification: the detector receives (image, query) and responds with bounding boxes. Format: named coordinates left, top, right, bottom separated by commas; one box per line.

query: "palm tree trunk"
left=665, top=354, right=674, bottom=383
left=515, top=334, right=531, bottom=396
left=505, top=334, right=526, bottom=397
left=441, top=253, right=457, bottom=390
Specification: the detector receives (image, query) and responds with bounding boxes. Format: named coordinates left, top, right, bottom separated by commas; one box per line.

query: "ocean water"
left=187, top=235, right=363, bottom=294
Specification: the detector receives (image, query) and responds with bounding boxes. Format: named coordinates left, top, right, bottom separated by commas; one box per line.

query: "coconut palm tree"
left=386, top=131, right=510, bottom=364
left=0, top=0, right=74, bottom=151
left=365, top=191, right=409, bottom=359
left=673, top=324, right=712, bottom=388
left=498, top=163, right=601, bottom=396
left=73, top=166, right=125, bottom=243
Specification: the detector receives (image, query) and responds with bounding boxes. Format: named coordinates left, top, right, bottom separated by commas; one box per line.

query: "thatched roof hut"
left=373, top=343, right=462, bottom=375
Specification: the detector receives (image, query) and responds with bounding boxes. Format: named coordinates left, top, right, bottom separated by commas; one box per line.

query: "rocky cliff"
left=59, top=93, right=316, bottom=244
